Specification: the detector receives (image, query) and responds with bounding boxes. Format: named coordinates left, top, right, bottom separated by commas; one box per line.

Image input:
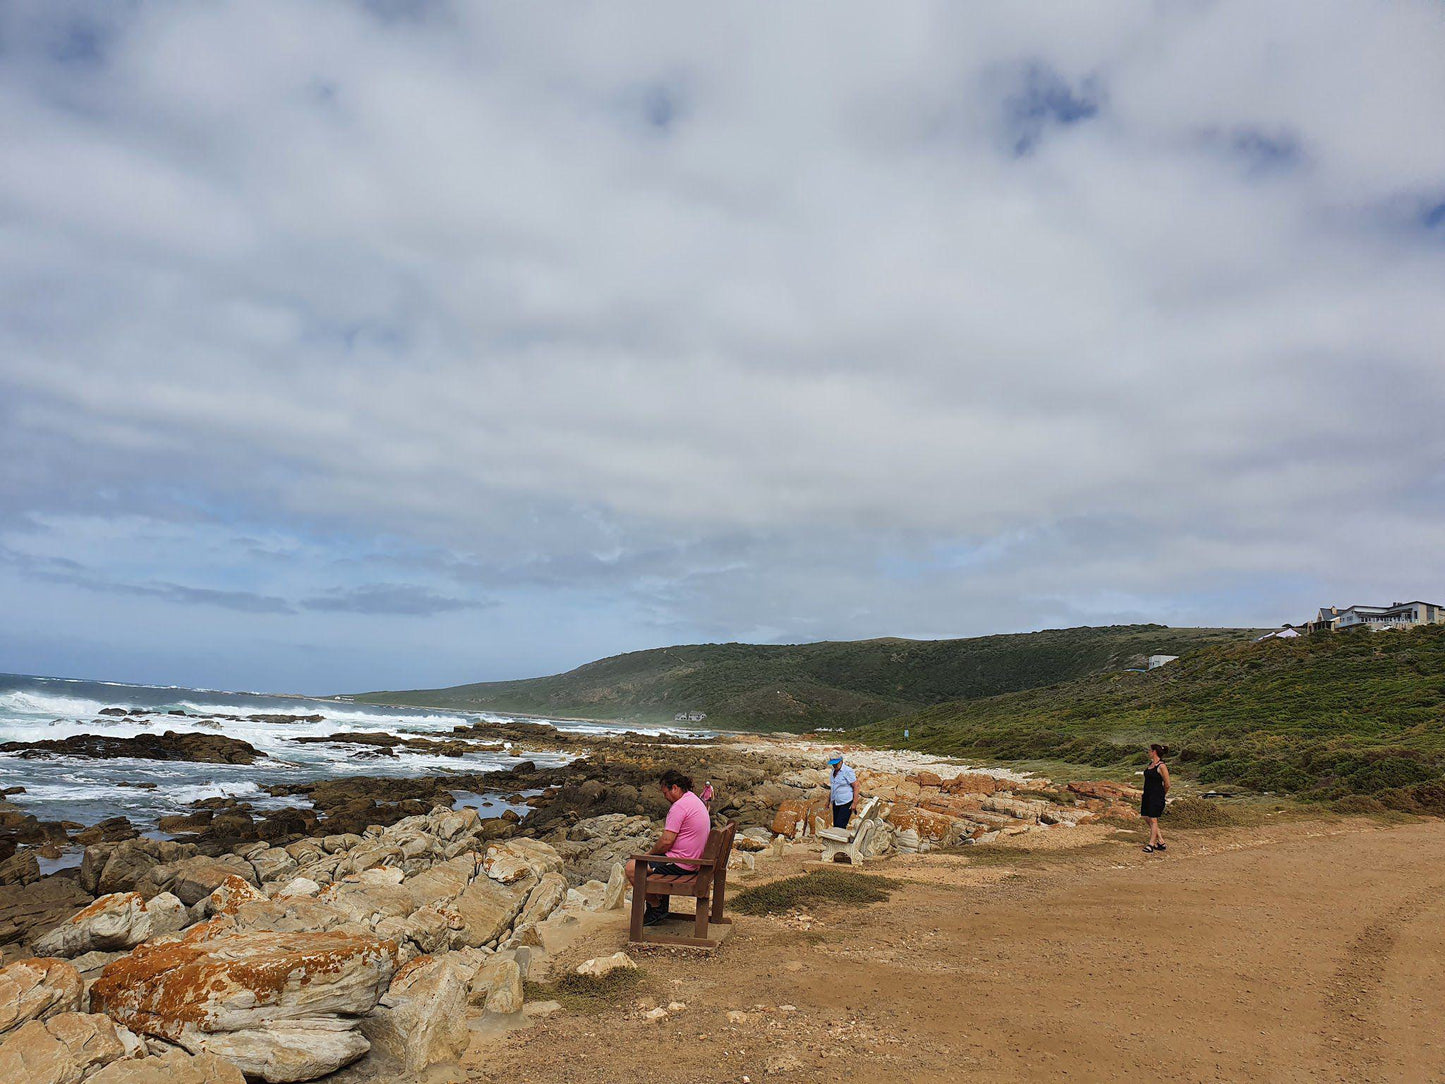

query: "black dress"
left=1141, top=762, right=1166, bottom=818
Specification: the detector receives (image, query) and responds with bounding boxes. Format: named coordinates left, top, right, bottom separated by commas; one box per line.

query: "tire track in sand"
left=1320, top=881, right=1445, bottom=1082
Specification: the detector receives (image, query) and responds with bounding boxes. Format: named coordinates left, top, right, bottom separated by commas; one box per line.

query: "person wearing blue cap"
left=827, top=753, right=858, bottom=830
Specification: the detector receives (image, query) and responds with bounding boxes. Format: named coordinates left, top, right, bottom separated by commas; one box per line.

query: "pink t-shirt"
left=664, top=790, right=711, bottom=870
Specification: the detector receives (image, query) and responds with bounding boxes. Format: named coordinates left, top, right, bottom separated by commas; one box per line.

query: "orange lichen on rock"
left=89, top=929, right=399, bottom=1042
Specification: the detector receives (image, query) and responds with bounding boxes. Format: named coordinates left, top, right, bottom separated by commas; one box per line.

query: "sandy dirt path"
left=465, top=817, right=1445, bottom=1083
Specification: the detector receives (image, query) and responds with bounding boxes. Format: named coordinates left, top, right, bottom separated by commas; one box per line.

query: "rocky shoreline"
left=0, top=721, right=1141, bottom=1083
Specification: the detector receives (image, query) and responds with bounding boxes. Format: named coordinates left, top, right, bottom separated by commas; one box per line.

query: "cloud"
left=1, top=0, right=1443, bottom=691
left=301, top=583, right=493, bottom=615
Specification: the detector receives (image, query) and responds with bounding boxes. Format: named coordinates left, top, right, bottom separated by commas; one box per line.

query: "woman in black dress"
left=1141, top=743, right=1170, bottom=852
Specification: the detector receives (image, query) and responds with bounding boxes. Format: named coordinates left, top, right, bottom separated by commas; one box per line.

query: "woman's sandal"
left=1142, top=844, right=1156, bottom=853
left=1154, top=843, right=1167, bottom=851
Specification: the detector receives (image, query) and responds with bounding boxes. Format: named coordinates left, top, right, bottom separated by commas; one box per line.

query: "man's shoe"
left=643, top=907, right=669, bottom=927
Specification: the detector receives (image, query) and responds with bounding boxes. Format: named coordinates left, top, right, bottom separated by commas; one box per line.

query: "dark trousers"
left=832, top=802, right=852, bottom=829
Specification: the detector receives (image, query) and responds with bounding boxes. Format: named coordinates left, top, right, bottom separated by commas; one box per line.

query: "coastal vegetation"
left=730, top=868, right=902, bottom=915
left=355, top=624, right=1258, bottom=729
left=855, top=624, right=1445, bottom=807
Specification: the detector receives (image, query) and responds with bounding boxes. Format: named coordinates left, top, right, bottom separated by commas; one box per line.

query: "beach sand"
left=463, top=814, right=1445, bottom=1083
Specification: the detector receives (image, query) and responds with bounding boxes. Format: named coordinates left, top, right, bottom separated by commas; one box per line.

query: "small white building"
left=1254, top=627, right=1302, bottom=642
left=673, top=710, right=707, bottom=723
left=1147, top=654, right=1179, bottom=670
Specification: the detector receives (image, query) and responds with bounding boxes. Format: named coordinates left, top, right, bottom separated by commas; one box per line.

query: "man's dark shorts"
left=649, top=862, right=694, bottom=877
left=832, top=803, right=852, bottom=829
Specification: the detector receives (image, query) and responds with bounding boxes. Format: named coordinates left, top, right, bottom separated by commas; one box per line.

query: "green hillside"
left=354, top=624, right=1258, bottom=730
left=854, top=624, right=1445, bottom=807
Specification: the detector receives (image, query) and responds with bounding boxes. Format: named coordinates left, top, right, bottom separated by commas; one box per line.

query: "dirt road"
left=465, top=817, right=1445, bottom=1083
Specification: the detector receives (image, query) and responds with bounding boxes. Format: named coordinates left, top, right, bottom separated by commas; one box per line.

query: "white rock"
left=359, top=954, right=472, bottom=1075
left=34, top=892, right=188, bottom=958
left=576, top=952, right=637, bottom=978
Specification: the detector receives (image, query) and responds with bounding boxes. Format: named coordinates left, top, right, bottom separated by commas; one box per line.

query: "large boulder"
left=33, top=893, right=188, bottom=958
left=81, top=839, right=198, bottom=898
left=0, top=958, right=83, bottom=1036
left=0, top=1011, right=144, bottom=1084
left=358, top=954, right=472, bottom=1074
left=481, top=838, right=562, bottom=884
left=141, top=856, right=256, bottom=906
left=197, top=876, right=266, bottom=919
left=87, top=1047, right=245, bottom=1084
left=442, top=877, right=528, bottom=949
left=89, top=928, right=398, bottom=1083
left=0, top=850, right=41, bottom=886
left=517, top=872, right=567, bottom=928
left=0, top=876, right=93, bottom=951
left=245, top=847, right=297, bottom=885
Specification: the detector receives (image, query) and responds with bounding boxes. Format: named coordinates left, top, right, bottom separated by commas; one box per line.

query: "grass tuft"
left=1161, top=797, right=1237, bottom=828
left=730, top=869, right=901, bottom=916
left=523, top=968, right=645, bottom=1013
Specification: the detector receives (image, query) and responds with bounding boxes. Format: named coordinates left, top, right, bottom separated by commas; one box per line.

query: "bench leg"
left=694, top=894, right=710, bottom=939
left=630, top=875, right=648, bottom=941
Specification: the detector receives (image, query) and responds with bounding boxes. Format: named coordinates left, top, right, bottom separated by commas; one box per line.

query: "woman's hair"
left=658, top=769, right=693, bottom=792
left=1149, top=743, right=1169, bottom=759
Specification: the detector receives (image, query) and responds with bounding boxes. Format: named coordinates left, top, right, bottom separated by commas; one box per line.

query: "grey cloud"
left=0, top=1, right=1444, bottom=689
left=301, top=584, right=494, bottom=615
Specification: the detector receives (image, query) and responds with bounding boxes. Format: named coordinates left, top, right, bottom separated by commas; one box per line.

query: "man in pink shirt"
left=625, top=769, right=712, bottom=926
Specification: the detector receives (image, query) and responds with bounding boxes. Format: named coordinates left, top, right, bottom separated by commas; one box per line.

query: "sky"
left=2, top=1, right=1444, bottom=694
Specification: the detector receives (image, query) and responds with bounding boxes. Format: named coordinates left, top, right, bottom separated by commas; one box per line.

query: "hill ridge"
left=353, top=623, right=1261, bottom=729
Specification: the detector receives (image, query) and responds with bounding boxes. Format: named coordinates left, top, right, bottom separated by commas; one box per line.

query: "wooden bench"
left=628, top=821, right=737, bottom=948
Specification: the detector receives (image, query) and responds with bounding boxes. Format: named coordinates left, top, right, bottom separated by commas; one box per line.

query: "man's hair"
left=658, top=769, right=694, bottom=792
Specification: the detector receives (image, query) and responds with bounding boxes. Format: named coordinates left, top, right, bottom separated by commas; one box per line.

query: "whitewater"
left=0, top=672, right=668, bottom=831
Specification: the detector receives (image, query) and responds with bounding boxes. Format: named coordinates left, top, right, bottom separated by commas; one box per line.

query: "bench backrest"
left=699, top=821, right=737, bottom=863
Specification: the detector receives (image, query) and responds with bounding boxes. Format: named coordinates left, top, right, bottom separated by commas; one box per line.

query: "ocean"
left=0, top=672, right=672, bottom=832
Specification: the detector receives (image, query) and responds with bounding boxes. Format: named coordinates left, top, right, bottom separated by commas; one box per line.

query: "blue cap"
left=827, top=756, right=843, bottom=765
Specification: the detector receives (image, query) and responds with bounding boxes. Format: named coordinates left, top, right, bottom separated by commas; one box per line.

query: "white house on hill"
left=1147, top=654, right=1179, bottom=669
left=1309, top=601, right=1445, bottom=633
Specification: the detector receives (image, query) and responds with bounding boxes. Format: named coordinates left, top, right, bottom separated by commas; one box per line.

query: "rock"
left=90, top=928, right=398, bottom=1083
left=0, top=958, right=83, bottom=1036
left=198, top=875, right=266, bottom=917
left=33, top=893, right=188, bottom=958
left=443, top=877, right=528, bottom=948
left=74, top=818, right=140, bottom=847
left=0, top=876, right=92, bottom=950
left=273, top=877, right=321, bottom=899
left=481, top=958, right=523, bottom=1014
left=601, top=861, right=627, bottom=910
left=246, top=848, right=297, bottom=884
left=770, top=798, right=825, bottom=840
left=152, top=856, right=257, bottom=906
left=522, top=999, right=561, bottom=1018
left=576, top=951, right=636, bottom=978
left=359, top=954, right=472, bottom=1075
left=82, top=839, right=199, bottom=898
left=86, top=1047, right=246, bottom=1084
left=886, top=806, right=962, bottom=845
left=481, top=838, right=563, bottom=884
left=518, top=872, right=567, bottom=927
left=0, top=1011, right=144, bottom=1084
left=907, top=771, right=944, bottom=788
left=0, top=850, right=40, bottom=886
left=0, top=732, right=265, bottom=765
